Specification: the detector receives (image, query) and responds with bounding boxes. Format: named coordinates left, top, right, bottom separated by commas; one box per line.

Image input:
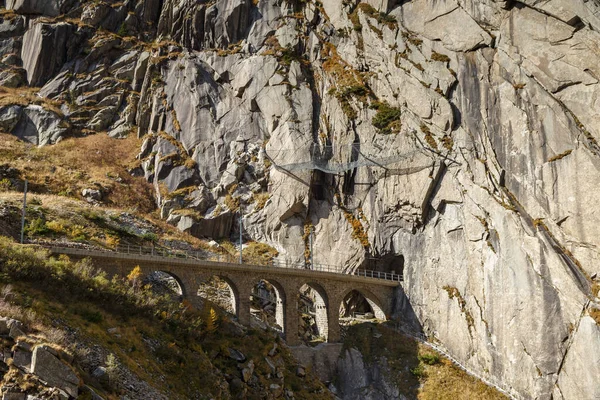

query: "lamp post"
left=239, top=211, right=243, bottom=264
left=309, top=225, right=314, bottom=269
left=20, top=180, right=27, bottom=244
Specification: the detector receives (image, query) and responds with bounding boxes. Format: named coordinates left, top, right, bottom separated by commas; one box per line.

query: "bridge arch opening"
left=298, top=282, right=329, bottom=342
left=339, top=288, right=386, bottom=322
left=197, top=276, right=239, bottom=317
left=143, top=271, right=185, bottom=301
left=251, top=279, right=285, bottom=333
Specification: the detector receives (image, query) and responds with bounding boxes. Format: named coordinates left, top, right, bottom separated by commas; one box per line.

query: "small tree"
left=204, top=304, right=219, bottom=334
left=127, top=265, right=142, bottom=289
left=105, top=353, right=121, bottom=390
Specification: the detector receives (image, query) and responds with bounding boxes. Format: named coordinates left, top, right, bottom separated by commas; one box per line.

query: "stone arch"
left=298, top=282, right=330, bottom=341
left=197, top=275, right=239, bottom=317
left=251, top=278, right=286, bottom=332
left=143, top=270, right=187, bottom=300
left=339, top=287, right=387, bottom=321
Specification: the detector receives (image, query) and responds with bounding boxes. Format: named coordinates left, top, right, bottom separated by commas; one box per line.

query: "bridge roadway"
left=45, top=245, right=402, bottom=345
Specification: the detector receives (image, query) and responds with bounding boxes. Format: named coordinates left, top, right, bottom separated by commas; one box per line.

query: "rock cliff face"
left=1, top=0, right=600, bottom=398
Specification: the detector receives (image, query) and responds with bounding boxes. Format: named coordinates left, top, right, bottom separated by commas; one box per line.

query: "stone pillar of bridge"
left=237, top=283, right=252, bottom=326
left=327, top=299, right=341, bottom=343
left=284, top=291, right=300, bottom=346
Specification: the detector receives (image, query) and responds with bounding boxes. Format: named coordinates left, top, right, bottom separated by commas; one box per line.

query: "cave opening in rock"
left=297, top=283, right=329, bottom=343
left=310, top=170, right=330, bottom=201
left=143, top=271, right=184, bottom=301
left=197, top=275, right=238, bottom=316
left=250, top=279, right=285, bottom=332
left=362, top=254, right=404, bottom=276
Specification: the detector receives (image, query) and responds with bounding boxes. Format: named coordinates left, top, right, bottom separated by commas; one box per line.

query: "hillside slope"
left=0, top=0, right=599, bottom=398
left=0, top=237, right=332, bottom=399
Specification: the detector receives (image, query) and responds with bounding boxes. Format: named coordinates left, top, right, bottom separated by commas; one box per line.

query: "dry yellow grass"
left=418, top=353, right=508, bottom=400
left=0, top=86, right=64, bottom=117
left=0, top=133, right=155, bottom=212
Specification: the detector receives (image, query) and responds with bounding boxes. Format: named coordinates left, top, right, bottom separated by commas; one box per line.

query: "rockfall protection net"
left=264, top=143, right=430, bottom=173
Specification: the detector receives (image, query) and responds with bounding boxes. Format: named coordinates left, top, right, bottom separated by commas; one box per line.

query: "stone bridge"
left=47, top=246, right=401, bottom=346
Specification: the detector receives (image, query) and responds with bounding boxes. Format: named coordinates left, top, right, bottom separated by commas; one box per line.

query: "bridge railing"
left=36, top=243, right=403, bottom=282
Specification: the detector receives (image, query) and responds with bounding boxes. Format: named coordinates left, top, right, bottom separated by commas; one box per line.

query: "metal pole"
left=309, top=226, right=314, bottom=269
left=20, top=180, right=27, bottom=244
left=239, top=213, right=243, bottom=264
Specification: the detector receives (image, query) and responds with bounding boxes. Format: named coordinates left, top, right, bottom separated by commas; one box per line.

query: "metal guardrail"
left=36, top=243, right=403, bottom=282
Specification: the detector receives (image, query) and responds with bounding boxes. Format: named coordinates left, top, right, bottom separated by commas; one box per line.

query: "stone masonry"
left=51, top=247, right=399, bottom=346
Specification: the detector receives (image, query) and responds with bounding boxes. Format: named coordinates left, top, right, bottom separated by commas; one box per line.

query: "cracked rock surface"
left=1, top=0, right=600, bottom=398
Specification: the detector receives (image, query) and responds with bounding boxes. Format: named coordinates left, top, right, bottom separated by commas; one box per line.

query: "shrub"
left=79, top=308, right=103, bottom=323
left=0, top=178, right=11, bottom=191
left=25, top=218, right=49, bottom=237
left=371, top=101, right=402, bottom=134
left=252, top=192, right=270, bottom=211
left=224, top=194, right=240, bottom=212
left=419, top=353, right=440, bottom=365
left=441, top=134, right=454, bottom=151
left=431, top=51, right=450, bottom=63
left=105, top=235, right=120, bottom=248
left=420, top=124, right=438, bottom=150
left=117, top=23, right=128, bottom=37
left=141, top=232, right=158, bottom=242
left=46, top=220, right=66, bottom=234
left=68, top=225, right=87, bottom=241
left=105, top=353, right=121, bottom=389
left=0, top=237, right=204, bottom=340
left=243, top=242, right=279, bottom=264
left=410, top=363, right=425, bottom=377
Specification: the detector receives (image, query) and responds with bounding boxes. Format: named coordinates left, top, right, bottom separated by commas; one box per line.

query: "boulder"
left=241, top=362, right=253, bottom=382
left=7, top=319, right=25, bottom=340
left=12, top=348, right=32, bottom=370
left=11, top=105, right=67, bottom=146
left=227, top=348, right=246, bottom=362
left=269, top=384, right=282, bottom=397
left=91, top=366, right=109, bottom=386
left=0, top=106, right=22, bottom=133
left=87, top=106, right=117, bottom=131
left=30, top=346, right=79, bottom=398
left=82, top=188, right=102, bottom=203
left=0, top=69, right=27, bottom=88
